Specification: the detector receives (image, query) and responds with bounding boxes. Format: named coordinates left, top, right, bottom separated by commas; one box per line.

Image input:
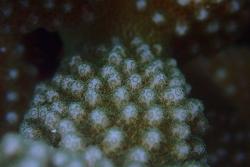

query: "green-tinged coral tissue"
left=18, top=37, right=208, bottom=167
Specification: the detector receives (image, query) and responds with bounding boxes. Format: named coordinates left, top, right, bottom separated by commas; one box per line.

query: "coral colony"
left=1, top=37, right=208, bottom=166
left=0, top=0, right=249, bottom=167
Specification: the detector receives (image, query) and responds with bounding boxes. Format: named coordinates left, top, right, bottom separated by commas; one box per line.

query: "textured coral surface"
left=0, top=133, right=114, bottom=167
left=20, top=38, right=208, bottom=166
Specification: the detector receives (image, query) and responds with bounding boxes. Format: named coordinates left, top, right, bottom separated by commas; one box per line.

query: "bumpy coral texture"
left=0, top=133, right=114, bottom=167
left=20, top=37, right=208, bottom=166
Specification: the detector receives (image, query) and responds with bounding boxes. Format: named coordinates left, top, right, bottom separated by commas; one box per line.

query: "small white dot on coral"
left=136, top=0, right=147, bottom=11
left=6, top=91, right=18, bottom=102
left=8, top=69, right=19, bottom=80
left=175, top=22, right=188, bottom=36
left=127, top=147, right=148, bottom=163
left=196, top=8, right=209, bottom=21
left=152, top=12, right=165, bottom=25
left=0, top=47, right=7, bottom=53
left=229, top=0, right=240, bottom=13
left=5, top=111, right=18, bottom=124
left=83, top=146, right=103, bottom=166
left=177, top=0, right=190, bottom=6
left=62, top=3, right=73, bottom=13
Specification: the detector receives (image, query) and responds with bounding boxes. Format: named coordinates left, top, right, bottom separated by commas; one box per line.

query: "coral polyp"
left=20, top=37, right=208, bottom=166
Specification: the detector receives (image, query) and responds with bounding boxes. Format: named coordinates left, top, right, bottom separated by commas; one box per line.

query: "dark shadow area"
left=22, top=28, right=63, bottom=80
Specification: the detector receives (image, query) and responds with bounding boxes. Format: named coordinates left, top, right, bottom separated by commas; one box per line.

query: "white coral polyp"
left=121, top=104, right=138, bottom=123
left=52, top=150, right=70, bottom=166
left=51, top=101, right=66, bottom=115
left=103, top=127, right=124, bottom=152
left=24, top=107, right=39, bottom=120
left=87, top=78, right=102, bottom=90
left=136, top=44, right=153, bottom=63
left=144, top=106, right=164, bottom=125
left=108, top=51, right=123, bottom=66
left=20, top=123, right=41, bottom=139
left=101, top=66, right=117, bottom=79
left=175, top=22, right=189, bottom=36
left=127, top=74, right=142, bottom=90
left=172, top=123, right=190, bottom=139
left=161, top=86, right=185, bottom=103
left=83, top=146, right=103, bottom=167
left=171, top=107, right=188, bottom=121
left=107, top=73, right=121, bottom=89
left=123, top=59, right=137, bottom=74
left=78, top=63, right=92, bottom=78
left=136, top=0, right=147, bottom=11
left=173, top=142, right=190, bottom=160
left=58, top=119, right=76, bottom=136
left=68, top=102, right=85, bottom=122
left=33, top=94, right=46, bottom=105
left=113, top=87, right=129, bottom=107
left=52, top=74, right=63, bottom=86
left=85, top=89, right=100, bottom=107
left=61, top=76, right=74, bottom=90
left=69, top=80, right=84, bottom=97
left=142, top=128, right=162, bottom=150
left=26, top=141, right=49, bottom=161
left=168, top=76, right=186, bottom=87
left=127, top=147, right=148, bottom=163
left=150, top=73, right=167, bottom=89
left=44, top=111, right=60, bottom=131
left=90, top=108, right=109, bottom=128
left=139, top=88, right=155, bottom=106
left=196, top=8, right=209, bottom=21
left=1, top=133, right=23, bottom=156
left=187, top=99, right=204, bottom=119
left=45, top=89, right=59, bottom=102
left=144, top=61, right=163, bottom=77
left=152, top=12, right=165, bottom=25
left=59, top=133, right=85, bottom=152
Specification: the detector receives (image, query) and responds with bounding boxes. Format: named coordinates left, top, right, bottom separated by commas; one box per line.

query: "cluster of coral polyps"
left=0, top=133, right=114, bottom=167
left=19, top=37, right=208, bottom=166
